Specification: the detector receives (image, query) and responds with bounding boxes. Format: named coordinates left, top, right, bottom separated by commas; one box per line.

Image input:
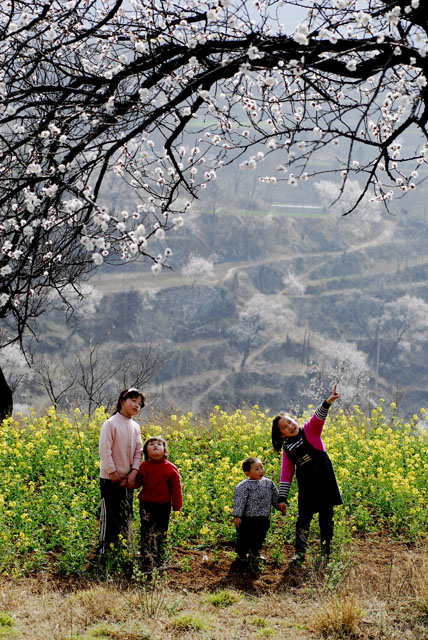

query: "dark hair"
left=143, top=436, right=168, bottom=460
left=242, top=456, right=261, bottom=472
left=272, top=412, right=289, bottom=452
left=115, top=388, right=146, bottom=414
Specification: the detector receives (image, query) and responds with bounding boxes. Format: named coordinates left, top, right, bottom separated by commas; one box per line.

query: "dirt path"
left=91, top=225, right=404, bottom=296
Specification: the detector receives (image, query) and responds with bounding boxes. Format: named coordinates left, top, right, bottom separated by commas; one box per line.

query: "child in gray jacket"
left=233, top=457, right=280, bottom=562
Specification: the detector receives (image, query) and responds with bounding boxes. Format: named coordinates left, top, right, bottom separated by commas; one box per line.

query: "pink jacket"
left=99, top=412, right=143, bottom=479
left=280, top=412, right=326, bottom=484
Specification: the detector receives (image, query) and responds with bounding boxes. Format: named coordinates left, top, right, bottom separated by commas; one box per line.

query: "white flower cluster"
left=293, top=24, right=309, bottom=46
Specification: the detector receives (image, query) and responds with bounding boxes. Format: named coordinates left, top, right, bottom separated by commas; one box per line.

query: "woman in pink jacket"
left=271, top=385, right=342, bottom=567
left=98, top=388, right=144, bottom=559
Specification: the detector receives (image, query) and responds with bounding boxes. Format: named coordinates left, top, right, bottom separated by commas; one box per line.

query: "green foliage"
left=206, top=589, right=240, bottom=607
left=251, top=617, right=268, bottom=627
left=168, top=612, right=210, bottom=632
left=0, top=612, right=13, bottom=627
left=0, top=407, right=101, bottom=575
left=0, top=402, right=427, bottom=575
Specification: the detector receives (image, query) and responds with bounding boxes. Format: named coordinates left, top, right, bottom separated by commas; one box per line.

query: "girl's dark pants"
left=235, top=516, right=270, bottom=558
left=295, top=504, right=334, bottom=556
left=139, top=501, right=172, bottom=568
left=99, top=478, right=134, bottom=556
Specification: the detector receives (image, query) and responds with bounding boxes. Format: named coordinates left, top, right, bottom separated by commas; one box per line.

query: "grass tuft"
left=206, top=589, right=240, bottom=607
left=0, top=613, right=13, bottom=627
left=251, top=616, right=267, bottom=628
left=310, top=593, right=362, bottom=638
left=168, top=612, right=210, bottom=632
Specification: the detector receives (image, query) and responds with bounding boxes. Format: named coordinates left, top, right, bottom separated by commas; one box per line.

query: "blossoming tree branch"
left=0, top=0, right=426, bottom=411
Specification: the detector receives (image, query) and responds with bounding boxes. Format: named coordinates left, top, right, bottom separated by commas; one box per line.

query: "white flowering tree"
left=230, top=293, right=296, bottom=369
left=377, top=294, right=428, bottom=362
left=1, top=0, right=428, bottom=414
left=181, top=255, right=215, bottom=285
left=282, top=271, right=306, bottom=296
left=317, top=338, right=370, bottom=408
left=292, top=338, right=370, bottom=413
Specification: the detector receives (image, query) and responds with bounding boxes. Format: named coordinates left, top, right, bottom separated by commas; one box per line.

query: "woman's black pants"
left=295, top=505, right=334, bottom=556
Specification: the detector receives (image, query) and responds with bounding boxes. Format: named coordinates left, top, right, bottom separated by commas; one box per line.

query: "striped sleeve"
left=315, top=400, right=330, bottom=421
left=278, top=481, right=291, bottom=503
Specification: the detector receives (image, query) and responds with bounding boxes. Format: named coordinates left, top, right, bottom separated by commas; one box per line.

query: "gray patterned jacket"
left=232, top=477, right=279, bottom=518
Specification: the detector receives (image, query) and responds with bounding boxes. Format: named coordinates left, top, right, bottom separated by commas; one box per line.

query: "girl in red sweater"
left=136, top=436, right=182, bottom=571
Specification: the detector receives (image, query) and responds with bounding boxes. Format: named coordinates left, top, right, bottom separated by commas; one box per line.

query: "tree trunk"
left=0, top=365, right=13, bottom=420
left=240, top=347, right=250, bottom=370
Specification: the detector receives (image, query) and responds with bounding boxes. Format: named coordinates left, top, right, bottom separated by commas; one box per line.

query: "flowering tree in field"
left=317, top=338, right=370, bottom=408
left=1, top=0, right=428, bottom=413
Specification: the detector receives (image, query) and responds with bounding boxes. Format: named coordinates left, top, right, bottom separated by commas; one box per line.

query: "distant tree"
left=378, top=294, right=428, bottom=363
left=181, top=255, right=215, bottom=285
left=343, top=292, right=428, bottom=400
left=230, top=293, right=296, bottom=369
left=282, top=271, right=306, bottom=296
left=2, top=0, right=428, bottom=415
left=314, top=179, right=382, bottom=238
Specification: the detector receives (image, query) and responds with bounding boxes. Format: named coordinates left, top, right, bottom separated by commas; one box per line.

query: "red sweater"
left=137, top=458, right=183, bottom=511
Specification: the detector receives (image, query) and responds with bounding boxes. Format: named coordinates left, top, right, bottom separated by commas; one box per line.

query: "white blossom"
left=355, top=11, right=372, bottom=27
left=26, top=163, right=42, bottom=175
left=173, top=216, right=184, bottom=228
left=92, top=253, right=103, bottom=265
left=293, top=24, right=309, bottom=46
left=0, top=293, right=9, bottom=307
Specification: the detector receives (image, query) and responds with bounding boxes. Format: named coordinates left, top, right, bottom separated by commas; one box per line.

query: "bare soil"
left=21, top=533, right=427, bottom=597
left=2, top=535, right=427, bottom=640
left=166, top=533, right=427, bottom=596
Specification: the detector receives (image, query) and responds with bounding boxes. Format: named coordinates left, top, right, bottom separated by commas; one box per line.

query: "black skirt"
left=284, top=430, right=343, bottom=514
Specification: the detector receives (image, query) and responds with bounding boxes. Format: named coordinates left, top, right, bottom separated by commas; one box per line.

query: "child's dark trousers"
left=235, top=516, right=270, bottom=559
left=139, top=501, right=172, bottom=569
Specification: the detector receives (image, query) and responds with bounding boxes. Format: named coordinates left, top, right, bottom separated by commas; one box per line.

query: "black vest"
left=283, top=429, right=343, bottom=512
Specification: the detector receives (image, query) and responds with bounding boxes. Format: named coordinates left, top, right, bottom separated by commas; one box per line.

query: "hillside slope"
left=14, top=203, right=428, bottom=418
left=87, top=207, right=428, bottom=416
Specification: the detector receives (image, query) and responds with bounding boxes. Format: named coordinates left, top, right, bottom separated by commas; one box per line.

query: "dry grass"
left=412, top=556, right=428, bottom=623
left=1, top=539, right=428, bottom=640
left=309, top=593, right=362, bottom=638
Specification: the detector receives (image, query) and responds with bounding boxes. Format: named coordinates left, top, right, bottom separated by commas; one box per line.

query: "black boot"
left=320, top=539, right=331, bottom=564
left=289, top=525, right=309, bottom=568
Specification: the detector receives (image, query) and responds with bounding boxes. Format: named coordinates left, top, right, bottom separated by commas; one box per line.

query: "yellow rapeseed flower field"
left=0, top=402, right=427, bottom=575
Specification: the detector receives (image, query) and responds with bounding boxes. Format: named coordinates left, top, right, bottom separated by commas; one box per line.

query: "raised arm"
left=326, top=384, right=340, bottom=405
left=305, top=384, right=340, bottom=446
